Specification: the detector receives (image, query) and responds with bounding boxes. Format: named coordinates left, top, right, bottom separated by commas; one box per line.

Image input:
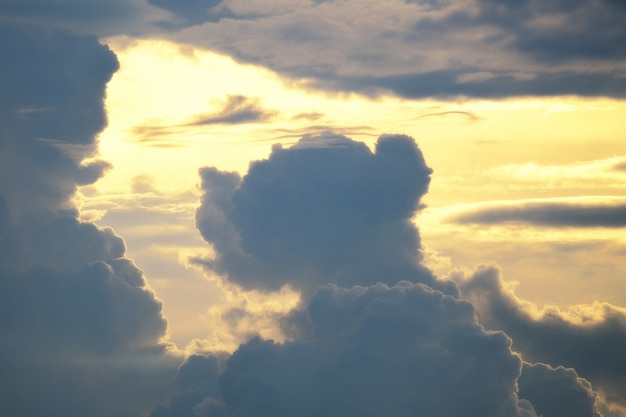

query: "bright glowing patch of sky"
left=85, top=38, right=626, bottom=347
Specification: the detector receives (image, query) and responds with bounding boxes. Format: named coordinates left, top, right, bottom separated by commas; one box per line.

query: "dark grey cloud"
left=518, top=362, right=602, bottom=417
left=155, top=282, right=541, bottom=417
left=475, top=0, right=626, bottom=64
left=0, top=23, right=178, bottom=417
left=457, top=265, right=626, bottom=411
left=451, top=200, right=626, bottom=228
left=150, top=353, right=229, bottom=417
left=0, top=23, right=118, bottom=212
left=188, top=95, right=277, bottom=126
left=304, top=69, right=626, bottom=99
left=195, top=132, right=455, bottom=296
left=148, top=0, right=234, bottom=28
left=0, top=0, right=162, bottom=36
left=171, top=0, right=626, bottom=99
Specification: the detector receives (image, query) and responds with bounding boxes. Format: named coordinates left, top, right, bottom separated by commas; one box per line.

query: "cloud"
left=129, top=95, right=277, bottom=145
left=518, top=362, right=602, bottom=417
left=0, top=0, right=165, bottom=36
left=187, top=95, right=277, bottom=126
left=291, top=111, right=325, bottom=121
left=456, top=265, right=626, bottom=411
left=148, top=0, right=234, bottom=28
left=450, top=199, right=626, bottom=228
left=150, top=353, right=229, bottom=417
left=171, top=0, right=626, bottom=99
left=475, top=0, right=626, bottom=64
left=0, top=23, right=179, bottom=417
left=153, top=281, right=543, bottom=417
left=5, top=1, right=626, bottom=99
left=416, top=110, right=483, bottom=122
left=194, top=132, right=455, bottom=296
left=308, top=69, right=626, bottom=99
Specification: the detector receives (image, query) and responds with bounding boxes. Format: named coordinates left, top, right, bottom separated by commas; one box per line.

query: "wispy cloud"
left=129, top=95, right=278, bottom=145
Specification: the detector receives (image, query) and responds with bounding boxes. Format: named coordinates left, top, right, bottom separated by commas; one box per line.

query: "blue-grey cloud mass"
left=451, top=200, right=626, bottom=228
left=195, top=133, right=452, bottom=296
left=2, top=2, right=625, bottom=417
left=0, top=22, right=179, bottom=417
left=169, top=0, right=626, bottom=99
left=518, top=362, right=602, bottom=417
left=457, top=265, right=626, bottom=412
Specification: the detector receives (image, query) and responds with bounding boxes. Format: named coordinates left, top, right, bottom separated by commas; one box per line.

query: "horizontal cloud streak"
left=451, top=199, right=626, bottom=227
left=129, top=95, right=277, bottom=145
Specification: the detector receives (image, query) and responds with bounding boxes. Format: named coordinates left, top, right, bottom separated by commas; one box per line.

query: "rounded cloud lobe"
left=188, top=131, right=611, bottom=417
left=196, top=133, right=447, bottom=295
left=0, top=23, right=177, bottom=417
left=518, top=362, right=602, bottom=417
left=457, top=265, right=626, bottom=412
left=174, top=282, right=537, bottom=417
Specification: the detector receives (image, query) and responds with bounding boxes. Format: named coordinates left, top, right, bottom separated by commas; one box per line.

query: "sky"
left=1, top=1, right=626, bottom=416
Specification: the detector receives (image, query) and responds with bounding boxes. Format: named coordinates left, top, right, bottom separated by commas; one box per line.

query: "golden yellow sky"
left=86, top=38, right=626, bottom=348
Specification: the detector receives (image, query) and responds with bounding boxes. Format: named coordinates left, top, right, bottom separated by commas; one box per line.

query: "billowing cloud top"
left=195, top=132, right=453, bottom=295
left=156, top=282, right=540, bottom=417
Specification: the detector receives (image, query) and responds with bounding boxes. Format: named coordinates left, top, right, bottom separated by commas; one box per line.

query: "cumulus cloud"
left=0, top=23, right=179, bottom=417
left=195, top=132, right=454, bottom=296
left=451, top=199, right=626, bottom=228
left=456, top=265, right=626, bottom=412
left=150, top=353, right=229, bottom=417
left=518, top=362, right=602, bottom=417
left=155, top=282, right=540, bottom=417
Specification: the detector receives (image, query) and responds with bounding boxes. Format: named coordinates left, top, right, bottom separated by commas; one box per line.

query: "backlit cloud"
left=194, top=132, right=452, bottom=296
left=169, top=0, right=626, bottom=98
left=0, top=22, right=179, bottom=417
left=456, top=265, right=626, bottom=412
